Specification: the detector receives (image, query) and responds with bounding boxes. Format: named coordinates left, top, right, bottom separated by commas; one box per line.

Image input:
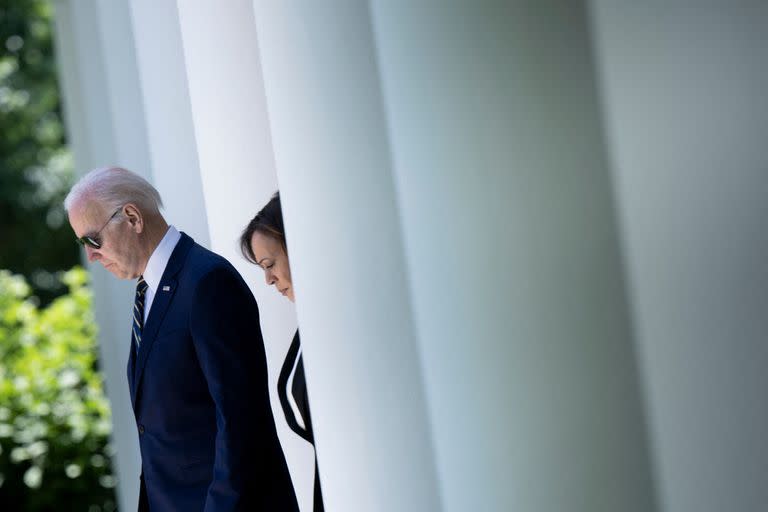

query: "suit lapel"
left=131, top=233, right=194, bottom=409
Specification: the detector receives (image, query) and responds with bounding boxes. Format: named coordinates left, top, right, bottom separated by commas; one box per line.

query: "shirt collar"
left=142, top=225, right=181, bottom=292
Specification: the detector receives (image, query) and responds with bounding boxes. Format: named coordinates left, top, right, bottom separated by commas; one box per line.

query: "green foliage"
left=0, top=268, right=117, bottom=511
left=1, top=0, right=79, bottom=302
left=0, top=2, right=115, bottom=508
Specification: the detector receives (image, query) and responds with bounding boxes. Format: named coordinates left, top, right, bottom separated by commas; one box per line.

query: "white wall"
left=591, top=3, right=768, bottom=511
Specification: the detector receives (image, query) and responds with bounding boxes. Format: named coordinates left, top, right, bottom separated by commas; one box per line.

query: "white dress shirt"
left=141, top=225, right=181, bottom=323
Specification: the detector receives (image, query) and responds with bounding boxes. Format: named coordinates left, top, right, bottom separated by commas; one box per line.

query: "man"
left=65, top=167, right=299, bottom=511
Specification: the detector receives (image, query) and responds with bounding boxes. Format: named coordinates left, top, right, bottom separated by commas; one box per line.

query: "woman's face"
left=250, top=230, right=294, bottom=302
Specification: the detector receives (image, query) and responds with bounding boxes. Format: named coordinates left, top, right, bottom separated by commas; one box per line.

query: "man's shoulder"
left=182, top=239, right=247, bottom=286
left=186, top=239, right=228, bottom=267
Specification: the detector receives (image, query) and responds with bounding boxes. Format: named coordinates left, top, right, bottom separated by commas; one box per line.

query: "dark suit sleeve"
left=138, top=472, right=149, bottom=512
left=190, top=266, right=298, bottom=512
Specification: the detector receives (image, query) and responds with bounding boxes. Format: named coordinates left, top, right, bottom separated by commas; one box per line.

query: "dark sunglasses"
left=75, top=208, right=122, bottom=249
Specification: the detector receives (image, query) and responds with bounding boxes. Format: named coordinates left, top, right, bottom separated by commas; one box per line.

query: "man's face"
left=68, top=199, right=144, bottom=280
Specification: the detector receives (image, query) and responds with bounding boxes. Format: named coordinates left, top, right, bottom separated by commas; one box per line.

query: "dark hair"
left=240, top=192, right=286, bottom=264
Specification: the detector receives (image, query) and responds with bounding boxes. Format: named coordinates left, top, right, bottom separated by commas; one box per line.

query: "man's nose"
left=85, top=246, right=99, bottom=262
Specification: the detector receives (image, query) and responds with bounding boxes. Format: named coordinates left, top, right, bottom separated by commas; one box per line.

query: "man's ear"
left=123, top=203, right=144, bottom=233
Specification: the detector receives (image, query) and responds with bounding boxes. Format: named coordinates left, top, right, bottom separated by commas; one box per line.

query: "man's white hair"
left=64, top=166, right=163, bottom=214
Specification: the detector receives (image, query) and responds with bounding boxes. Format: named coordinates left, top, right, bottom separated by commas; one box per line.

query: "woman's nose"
left=264, top=270, right=275, bottom=286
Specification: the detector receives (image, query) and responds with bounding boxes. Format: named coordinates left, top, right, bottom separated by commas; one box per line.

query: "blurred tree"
left=0, top=268, right=117, bottom=511
left=0, top=2, right=116, bottom=509
left=1, top=0, right=79, bottom=304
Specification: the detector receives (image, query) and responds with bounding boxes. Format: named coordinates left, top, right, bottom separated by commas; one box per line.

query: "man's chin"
left=102, top=264, right=128, bottom=279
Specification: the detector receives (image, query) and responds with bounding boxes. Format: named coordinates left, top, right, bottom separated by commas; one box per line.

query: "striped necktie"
left=132, top=276, right=149, bottom=353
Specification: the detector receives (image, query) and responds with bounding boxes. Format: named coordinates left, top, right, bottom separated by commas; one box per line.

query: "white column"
left=252, top=2, right=442, bottom=511
left=591, top=3, right=768, bottom=511
left=256, top=1, right=659, bottom=510
left=173, top=1, right=311, bottom=509
left=369, top=2, right=656, bottom=511
left=127, top=0, right=209, bottom=245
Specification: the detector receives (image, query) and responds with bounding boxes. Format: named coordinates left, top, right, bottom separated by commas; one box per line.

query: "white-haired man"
left=65, top=167, right=299, bottom=511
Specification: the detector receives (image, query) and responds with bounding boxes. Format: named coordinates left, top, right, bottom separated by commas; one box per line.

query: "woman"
left=240, top=192, right=324, bottom=512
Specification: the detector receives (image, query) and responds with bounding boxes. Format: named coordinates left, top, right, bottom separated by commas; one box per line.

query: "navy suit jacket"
left=127, top=233, right=298, bottom=511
